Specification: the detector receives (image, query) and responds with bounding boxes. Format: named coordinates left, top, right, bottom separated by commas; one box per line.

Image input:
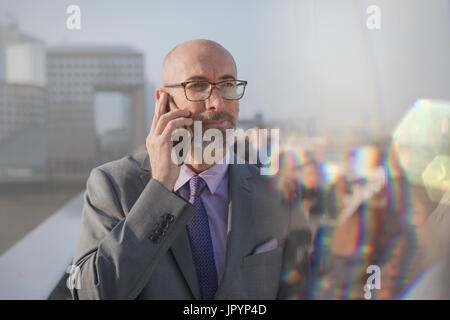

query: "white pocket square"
left=253, top=237, right=278, bottom=255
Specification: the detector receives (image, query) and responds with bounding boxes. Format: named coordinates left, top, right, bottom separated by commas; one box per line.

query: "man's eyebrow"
left=185, top=75, right=209, bottom=81
left=218, top=74, right=236, bottom=80
left=184, top=75, right=237, bottom=81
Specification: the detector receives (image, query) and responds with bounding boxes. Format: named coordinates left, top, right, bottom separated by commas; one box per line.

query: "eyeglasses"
left=164, top=80, right=247, bottom=102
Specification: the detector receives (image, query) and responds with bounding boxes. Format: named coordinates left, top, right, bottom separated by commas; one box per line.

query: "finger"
left=149, top=101, right=160, bottom=137
left=155, top=109, right=190, bottom=135
left=149, top=93, right=168, bottom=136
left=156, top=92, right=167, bottom=118
left=161, top=117, right=194, bottom=140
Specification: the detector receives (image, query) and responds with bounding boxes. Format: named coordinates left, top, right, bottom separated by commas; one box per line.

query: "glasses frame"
left=164, top=80, right=248, bottom=102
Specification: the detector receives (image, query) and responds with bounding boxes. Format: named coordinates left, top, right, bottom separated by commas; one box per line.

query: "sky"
left=1, top=0, right=449, bottom=136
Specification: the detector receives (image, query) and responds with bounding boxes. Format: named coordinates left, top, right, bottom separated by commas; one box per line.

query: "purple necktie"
left=185, top=175, right=218, bottom=300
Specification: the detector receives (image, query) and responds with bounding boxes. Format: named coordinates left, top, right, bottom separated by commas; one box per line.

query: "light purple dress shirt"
left=174, top=158, right=230, bottom=283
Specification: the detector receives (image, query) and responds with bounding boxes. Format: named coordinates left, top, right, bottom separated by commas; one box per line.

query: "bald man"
left=71, top=40, right=311, bottom=300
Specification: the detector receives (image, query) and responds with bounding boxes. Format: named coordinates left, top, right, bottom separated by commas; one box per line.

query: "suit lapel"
left=215, top=162, right=256, bottom=299
left=139, top=153, right=263, bottom=300
left=170, top=228, right=201, bottom=299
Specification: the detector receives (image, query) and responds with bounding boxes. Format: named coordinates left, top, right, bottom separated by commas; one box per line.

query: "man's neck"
left=186, top=163, right=215, bottom=174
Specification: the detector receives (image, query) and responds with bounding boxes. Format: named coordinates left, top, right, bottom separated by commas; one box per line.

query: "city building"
left=0, top=19, right=147, bottom=182
left=0, top=18, right=47, bottom=182
left=46, top=45, right=146, bottom=181
left=0, top=16, right=46, bottom=86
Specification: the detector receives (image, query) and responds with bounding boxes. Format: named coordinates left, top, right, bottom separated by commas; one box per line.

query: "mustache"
left=191, top=111, right=236, bottom=126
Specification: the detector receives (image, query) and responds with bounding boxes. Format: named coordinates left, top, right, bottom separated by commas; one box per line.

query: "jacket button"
left=164, top=214, right=175, bottom=223
left=154, top=228, right=164, bottom=237
left=160, top=221, right=170, bottom=230
left=149, top=235, right=161, bottom=244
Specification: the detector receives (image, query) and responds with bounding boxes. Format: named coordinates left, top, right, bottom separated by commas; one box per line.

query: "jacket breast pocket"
left=241, top=246, right=283, bottom=299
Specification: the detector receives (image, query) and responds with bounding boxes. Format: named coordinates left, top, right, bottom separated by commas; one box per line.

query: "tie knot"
left=189, top=175, right=207, bottom=199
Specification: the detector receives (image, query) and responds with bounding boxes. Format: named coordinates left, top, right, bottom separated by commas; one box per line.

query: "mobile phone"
left=166, top=93, right=193, bottom=131
left=166, top=94, right=178, bottom=113
left=165, top=93, right=193, bottom=152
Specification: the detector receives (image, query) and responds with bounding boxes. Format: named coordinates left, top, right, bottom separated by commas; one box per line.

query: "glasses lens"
left=185, top=80, right=246, bottom=101
left=219, top=80, right=245, bottom=100
left=185, top=81, right=210, bottom=101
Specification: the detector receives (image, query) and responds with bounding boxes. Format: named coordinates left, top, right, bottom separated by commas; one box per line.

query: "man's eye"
left=222, top=81, right=236, bottom=87
left=190, top=83, right=208, bottom=90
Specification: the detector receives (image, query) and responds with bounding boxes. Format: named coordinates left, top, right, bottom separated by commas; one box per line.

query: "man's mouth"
left=191, top=111, right=236, bottom=129
left=202, top=119, right=229, bottom=127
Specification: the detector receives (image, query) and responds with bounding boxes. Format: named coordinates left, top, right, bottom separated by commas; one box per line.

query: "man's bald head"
left=162, top=39, right=237, bottom=85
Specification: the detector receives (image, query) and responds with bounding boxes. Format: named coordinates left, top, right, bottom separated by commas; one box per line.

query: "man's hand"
left=146, top=92, right=193, bottom=191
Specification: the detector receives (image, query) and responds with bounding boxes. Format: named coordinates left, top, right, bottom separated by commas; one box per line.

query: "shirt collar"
left=174, top=152, right=230, bottom=195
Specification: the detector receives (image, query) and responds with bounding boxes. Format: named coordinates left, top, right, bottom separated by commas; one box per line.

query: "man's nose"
left=205, top=86, right=225, bottom=111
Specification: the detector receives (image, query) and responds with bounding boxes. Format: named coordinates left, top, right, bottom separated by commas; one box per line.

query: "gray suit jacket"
left=71, top=150, right=311, bottom=300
